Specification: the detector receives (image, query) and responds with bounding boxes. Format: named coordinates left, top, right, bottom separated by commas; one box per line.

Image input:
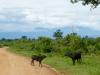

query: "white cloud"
left=0, top=0, right=100, bottom=32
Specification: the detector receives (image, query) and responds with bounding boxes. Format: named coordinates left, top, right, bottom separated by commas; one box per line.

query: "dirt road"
left=0, top=48, right=59, bottom=75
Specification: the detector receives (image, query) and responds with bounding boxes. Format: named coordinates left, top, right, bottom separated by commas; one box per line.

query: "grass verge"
left=8, top=47, right=100, bottom=75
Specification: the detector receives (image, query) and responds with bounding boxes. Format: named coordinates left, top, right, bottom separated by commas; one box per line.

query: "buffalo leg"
left=39, top=61, right=42, bottom=67
left=31, top=60, right=34, bottom=66
left=72, top=59, right=75, bottom=65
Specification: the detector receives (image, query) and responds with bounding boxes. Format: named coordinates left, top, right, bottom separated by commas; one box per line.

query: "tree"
left=34, top=37, right=53, bottom=53
left=70, top=0, right=100, bottom=8
left=87, top=45, right=96, bottom=54
left=21, top=36, right=27, bottom=40
left=95, top=37, right=100, bottom=50
left=64, top=33, right=82, bottom=51
left=53, top=29, right=63, bottom=39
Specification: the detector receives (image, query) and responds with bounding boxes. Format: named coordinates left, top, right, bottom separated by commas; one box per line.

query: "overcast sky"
left=0, top=0, right=100, bottom=38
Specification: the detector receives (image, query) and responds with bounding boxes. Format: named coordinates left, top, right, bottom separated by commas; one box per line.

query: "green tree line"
left=0, top=29, right=100, bottom=55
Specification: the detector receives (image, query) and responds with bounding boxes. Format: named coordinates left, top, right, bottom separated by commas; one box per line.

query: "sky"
left=0, top=0, right=100, bottom=39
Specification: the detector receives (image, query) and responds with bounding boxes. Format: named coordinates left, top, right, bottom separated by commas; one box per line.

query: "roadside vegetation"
left=0, top=29, right=100, bottom=75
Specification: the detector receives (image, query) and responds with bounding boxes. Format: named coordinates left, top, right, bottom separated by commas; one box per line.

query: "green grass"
left=44, top=55, right=100, bottom=75
left=8, top=47, right=100, bottom=75
left=7, top=47, right=38, bottom=57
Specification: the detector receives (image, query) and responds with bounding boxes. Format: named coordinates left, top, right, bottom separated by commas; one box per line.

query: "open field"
left=8, top=47, right=100, bottom=75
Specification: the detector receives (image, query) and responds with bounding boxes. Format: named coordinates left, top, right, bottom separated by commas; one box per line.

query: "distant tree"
left=63, top=33, right=82, bottom=51
left=87, top=45, right=96, bottom=54
left=95, top=37, right=100, bottom=50
left=95, top=37, right=100, bottom=43
left=70, top=0, right=100, bottom=8
left=34, top=37, right=53, bottom=53
left=53, top=29, right=63, bottom=39
left=82, top=36, right=96, bottom=53
left=21, top=36, right=27, bottom=40
left=20, top=36, right=28, bottom=42
left=1, top=38, right=6, bottom=41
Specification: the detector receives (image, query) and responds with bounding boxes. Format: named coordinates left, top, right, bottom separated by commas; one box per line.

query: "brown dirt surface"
left=0, top=48, right=59, bottom=75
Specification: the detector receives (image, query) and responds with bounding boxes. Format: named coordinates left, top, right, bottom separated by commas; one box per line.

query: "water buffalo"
left=65, top=50, right=82, bottom=65
left=31, top=54, right=46, bottom=67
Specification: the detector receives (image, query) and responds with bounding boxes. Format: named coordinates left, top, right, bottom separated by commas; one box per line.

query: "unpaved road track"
left=0, top=48, right=58, bottom=75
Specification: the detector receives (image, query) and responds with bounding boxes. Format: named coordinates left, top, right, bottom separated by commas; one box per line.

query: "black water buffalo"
left=65, top=50, right=82, bottom=65
left=31, top=54, right=46, bottom=67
